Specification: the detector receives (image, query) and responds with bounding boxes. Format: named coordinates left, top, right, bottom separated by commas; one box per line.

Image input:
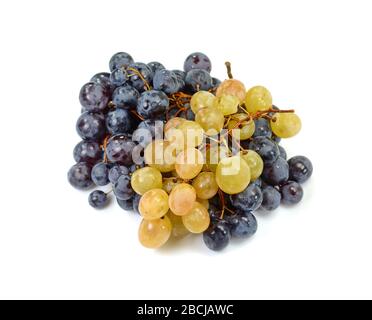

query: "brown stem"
left=130, top=110, right=145, bottom=121
left=225, top=61, right=233, bottom=79
left=127, top=67, right=151, bottom=91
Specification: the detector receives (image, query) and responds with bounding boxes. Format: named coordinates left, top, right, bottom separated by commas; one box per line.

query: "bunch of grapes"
left=68, top=52, right=313, bottom=251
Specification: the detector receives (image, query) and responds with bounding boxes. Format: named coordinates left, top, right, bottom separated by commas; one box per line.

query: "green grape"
left=167, top=211, right=189, bottom=239
left=162, top=178, right=180, bottom=194
left=240, top=150, right=264, bottom=181
left=195, top=107, right=224, bottom=136
left=175, top=148, right=204, bottom=180
left=139, top=188, right=169, bottom=220
left=205, top=146, right=230, bottom=172
left=192, top=172, right=219, bottom=200
left=215, top=156, right=251, bottom=194
left=214, top=94, right=240, bottom=115
left=227, top=113, right=255, bottom=140
left=131, top=167, right=162, bottom=195
left=138, top=216, right=172, bottom=249
left=182, top=202, right=210, bottom=234
left=190, top=91, right=216, bottom=114
left=216, top=79, right=246, bottom=103
left=197, top=198, right=209, bottom=210
left=144, top=140, right=176, bottom=173
left=270, top=113, right=302, bottom=138
left=164, top=117, right=185, bottom=136
left=178, top=120, right=204, bottom=148
left=245, top=86, right=272, bottom=113
left=169, top=183, right=196, bottom=216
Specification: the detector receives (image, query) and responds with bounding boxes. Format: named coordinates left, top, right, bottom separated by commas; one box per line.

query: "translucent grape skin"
left=203, top=221, right=231, bottom=251
left=168, top=183, right=196, bottom=216
left=79, top=82, right=109, bottom=113
left=249, top=136, right=280, bottom=165
left=131, top=167, right=162, bottom=195
left=240, top=150, right=264, bottom=181
left=228, top=113, right=255, bottom=140
left=73, top=140, right=102, bottom=164
left=195, top=107, right=224, bottom=136
left=175, top=148, right=204, bottom=180
left=168, top=211, right=189, bottom=239
left=182, top=202, right=211, bottom=233
left=280, top=181, right=303, bottom=205
left=183, top=52, right=212, bottom=73
left=88, top=190, right=108, bottom=209
left=162, top=178, right=180, bottom=194
left=261, top=185, right=281, bottom=211
left=225, top=211, right=257, bottom=238
left=117, top=197, right=134, bottom=211
left=113, top=174, right=133, bottom=201
left=214, top=94, right=240, bottom=116
left=245, top=86, right=272, bottom=113
left=139, top=189, right=169, bottom=220
left=177, top=120, right=204, bottom=148
left=270, top=113, right=302, bottom=138
left=205, top=146, right=229, bottom=173
left=91, top=162, right=111, bottom=186
left=106, top=134, right=136, bottom=165
left=216, top=79, right=246, bottom=103
left=288, top=156, right=313, bottom=183
left=76, top=112, right=106, bottom=142
left=138, top=216, right=172, bottom=249
left=262, top=157, right=289, bottom=186
left=230, top=183, right=263, bottom=212
left=190, top=91, right=216, bottom=114
left=144, top=140, right=175, bottom=173
left=192, top=172, right=219, bottom=200
left=68, top=162, right=94, bottom=190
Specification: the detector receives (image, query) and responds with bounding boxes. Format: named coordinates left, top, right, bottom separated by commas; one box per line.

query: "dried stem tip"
left=225, top=61, right=233, bottom=79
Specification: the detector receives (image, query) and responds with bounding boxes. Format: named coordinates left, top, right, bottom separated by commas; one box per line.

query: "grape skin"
left=168, top=183, right=196, bottom=216
left=139, top=189, right=169, bottom=220
left=192, top=172, right=219, bottom=200
left=182, top=202, right=211, bottom=233
left=138, top=216, right=172, bottom=249
left=131, top=167, right=162, bottom=195
left=288, top=156, right=313, bottom=183
left=68, top=162, right=94, bottom=190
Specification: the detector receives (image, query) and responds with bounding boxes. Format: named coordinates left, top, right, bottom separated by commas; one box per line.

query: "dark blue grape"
left=132, top=194, right=141, bottom=215
left=79, top=82, right=109, bottom=113
left=212, top=77, right=221, bottom=88
left=280, top=181, right=303, bottom=205
left=225, top=211, right=257, bottom=238
left=68, top=162, right=93, bottom=190
left=132, top=127, right=153, bottom=147
left=76, top=112, right=106, bottom=142
left=278, top=145, right=287, bottom=160
left=172, top=70, right=186, bottom=81
left=230, top=184, right=263, bottom=212
left=272, top=134, right=281, bottom=144
left=109, top=52, right=134, bottom=72
left=88, top=190, right=108, bottom=208
left=106, top=108, right=132, bottom=135
left=153, top=70, right=181, bottom=94
left=138, top=119, right=164, bottom=139
left=208, top=204, right=221, bottom=222
left=110, top=68, right=129, bottom=87
left=249, top=136, right=280, bottom=164
left=127, top=62, right=154, bottom=92
left=288, top=156, right=313, bottom=183
left=117, top=197, right=133, bottom=211
left=91, top=162, right=111, bottom=186
left=261, top=185, right=281, bottom=210
left=112, top=85, right=139, bottom=109
left=106, top=134, right=136, bottom=165
left=113, top=174, right=133, bottom=201
left=184, top=52, right=212, bottom=73
left=253, top=118, right=272, bottom=138
left=73, top=140, right=102, bottom=164
left=262, top=157, right=289, bottom=186
left=203, top=221, right=231, bottom=251
left=185, top=69, right=212, bottom=92
left=108, top=164, right=130, bottom=184
left=252, top=177, right=262, bottom=188
left=137, top=90, right=169, bottom=119
left=147, top=61, right=165, bottom=74
left=90, top=72, right=115, bottom=94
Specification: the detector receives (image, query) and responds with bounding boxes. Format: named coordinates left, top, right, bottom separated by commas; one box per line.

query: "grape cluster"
left=68, top=52, right=313, bottom=252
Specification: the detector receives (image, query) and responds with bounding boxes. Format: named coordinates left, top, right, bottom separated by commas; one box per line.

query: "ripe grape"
left=183, top=52, right=212, bottom=73
left=192, top=172, right=219, bottom=200
left=270, top=113, right=302, bottom=138
left=216, top=79, right=246, bottom=103
left=147, top=61, right=165, bottom=74
left=73, top=140, right=102, bottom=164
left=195, top=107, right=224, bottom=136
left=138, top=216, right=172, bottom=249
left=109, top=52, right=134, bottom=71
left=168, top=183, right=196, bottom=216
left=105, top=108, right=132, bottom=135
left=177, top=120, right=204, bottom=148
left=262, top=157, right=289, bottom=186
left=167, top=211, right=189, bottom=239
left=164, top=117, right=185, bottom=138
left=205, top=146, right=230, bottom=172
left=203, top=221, right=231, bottom=251
left=153, top=69, right=181, bottom=95
left=76, top=112, right=106, bottom=142
left=240, top=150, right=264, bottom=181
left=110, top=68, right=129, bottom=86
left=139, top=189, right=169, bottom=220
left=249, top=136, right=280, bottom=164
left=230, top=183, right=263, bottom=212
left=127, top=62, right=154, bottom=92
left=175, top=148, right=204, bottom=180
left=91, top=162, right=111, bottom=186
left=113, top=174, right=133, bottom=201
left=137, top=90, right=169, bottom=119
left=214, top=94, right=240, bottom=115
left=197, top=198, right=210, bottom=210
left=280, top=181, right=303, bottom=205
left=278, top=145, right=287, bottom=160
left=245, top=86, right=272, bottom=113
left=253, top=118, right=272, bottom=138
left=144, top=140, right=175, bottom=173
left=288, top=156, right=313, bottom=183
left=182, top=202, right=210, bottom=233
left=108, top=164, right=130, bottom=184
left=79, top=82, right=109, bottom=113
left=106, top=134, right=136, bottom=165
left=228, top=113, right=255, bottom=140
left=215, top=156, right=251, bottom=194
left=225, top=211, right=257, bottom=238
left=88, top=190, right=108, bottom=209
left=91, top=72, right=115, bottom=94
left=112, top=85, right=140, bottom=109
left=261, top=185, right=281, bottom=211
left=162, top=178, right=180, bottom=194
left=185, top=69, right=212, bottom=92
left=68, top=162, right=93, bottom=190
left=190, top=91, right=216, bottom=114
left=131, top=167, right=162, bottom=195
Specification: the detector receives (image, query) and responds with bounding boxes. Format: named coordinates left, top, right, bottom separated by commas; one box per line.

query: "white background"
left=0, top=0, right=371, bottom=300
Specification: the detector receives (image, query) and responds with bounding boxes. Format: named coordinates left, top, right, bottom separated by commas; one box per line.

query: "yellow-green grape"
left=245, top=86, right=272, bottom=113
left=197, top=198, right=209, bottom=210
left=227, top=113, right=255, bottom=140
left=216, top=79, right=246, bottom=103
left=131, top=167, right=162, bottom=195
left=215, top=156, right=251, bottom=194
left=205, top=146, right=230, bottom=172
left=138, top=216, right=172, bottom=249
left=164, top=117, right=185, bottom=136
left=214, top=94, right=240, bottom=115
left=162, top=178, right=180, bottom=194
left=192, top=172, right=219, bottom=200
left=178, top=120, right=204, bottom=148
left=175, top=148, right=204, bottom=180
left=182, top=202, right=210, bottom=233
left=168, top=183, right=196, bottom=216
left=167, top=211, right=189, bottom=239
left=240, top=150, right=264, bottom=181
left=270, top=113, right=302, bottom=138
left=195, top=107, right=224, bottom=136
left=144, top=140, right=175, bottom=173
left=139, top=189, right=169, bottom=220
left=190, top=91, right=216, bottom=114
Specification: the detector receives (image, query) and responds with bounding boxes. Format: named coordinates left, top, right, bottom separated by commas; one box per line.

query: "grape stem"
left=225, top=62, right=233, bottom=79
left=101, top=135, right=111, bottom=163
left=127, top=67, right=151, bottom=91
left=130, top=110, right=145, bottom=121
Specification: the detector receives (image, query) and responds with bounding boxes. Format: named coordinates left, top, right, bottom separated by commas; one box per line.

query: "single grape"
left=192, top=172, right=219, bottom=200
left=216, top=79, right=246, bottom=103
left=262, top=157, right=289, bottom=186
left=183, top=52, right=212, bottom=73
left=117, top=197, right=134, bottom=211
left=214, top=94, right=240, bottom=116
left=90, top=72, right=114, bottom=94
left=249, top=136, right=280, bottom=165
left=168, top=183, right=196, bottom=216
left=280, top=181, right=303, bottom=205
left=182, top=202, right=210, bottom=233
left=167, top=211, right=189, bottom=239
left=205, top=145, right=230, bottom=172
left=147, top=61, right=165, bottom=74
left=245, top=86, right=272, bottom=113
left=175, top=148, right=204, bottom=180
left=73, top=140, right=102, bottom=164
left=106, top=108, right=132, bottom=135
left=137, top=119, right=164, bottom=140
left=253, top=118, right=272, bottom=138
left=138, top=216, right=172, bottom=249
left=228, top=113, right=255, bottom=140
left=153, top=69, right=181, bottom=95
left=203, top=221, right=231, bottom=251
left=261, top=185, right=281, bottom=211
left=88, top=190, right=108, bottom=209
left=164, top=117, right=185, bottom=137
left=137, top=90, right=169, bottom=119
left=270, top=113, right=301, bottom=138
left=109, top=52, right=134, bottom=71
left=131, top=167, right=162, bottom=195
left=177, top=120, right=204, bottom=148
left=215, top=156, right=251, bottom=194
left=139, top=188, right=169, bottom=220
left=110, top=68, right=129, bottom=87
left=240, top=150, right=264, bottom=181
left=112, top=85, right=140, bottom=109
left=225, top=211, right=257, bottom=238
left=278, top=145, right=287, bottom=160
left=108, top=164, right=130, bottom=184
left=113, top=174, right=133, bottom=201
left=144, top=139, right=175, bottom=172
left=91, top=162, right=111, bottom=186
left=230, top=183, right=263, bottom=212
left=190, top=91, right=216, bottom=114
left=288, top=156, right=313, bottom=183
left=76, top=112, right=106, bottom=142
left=195, top=107, right=224, bottom=136
left=106, top=134, right=136, bottom=165
left=79, top=82, right=109, bottom=113
left=68, top=162, right=93, bottom=190
left=172, top=69, right=186, bottom=81
left=127, top=62, right=154, bottom=92
left=185, top=69, right=212, bottom=92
